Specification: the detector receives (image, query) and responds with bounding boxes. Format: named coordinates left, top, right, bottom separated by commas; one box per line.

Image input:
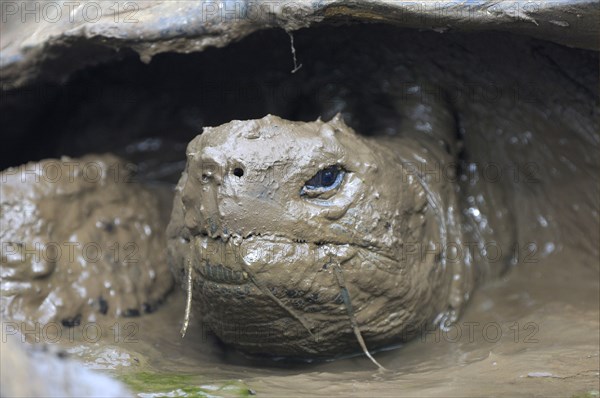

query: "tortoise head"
left=167, top=114, right=468, bottom=359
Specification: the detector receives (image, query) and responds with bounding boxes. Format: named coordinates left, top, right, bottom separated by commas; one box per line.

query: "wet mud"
left=0, top=24, right=598, bottom=397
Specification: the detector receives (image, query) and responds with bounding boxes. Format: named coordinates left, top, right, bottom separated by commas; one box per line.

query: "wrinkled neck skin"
left=167, top=113, right=477, bottom=359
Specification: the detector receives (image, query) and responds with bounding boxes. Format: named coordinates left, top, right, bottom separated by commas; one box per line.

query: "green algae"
left=119, top=372, right=255, bottom=398
left=572, top=391, right=600, bottom=398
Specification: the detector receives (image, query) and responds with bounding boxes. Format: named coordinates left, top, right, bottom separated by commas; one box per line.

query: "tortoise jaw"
left=184, top=232, right=409, bottom=359
left=198, top=262, right=249, bottom=285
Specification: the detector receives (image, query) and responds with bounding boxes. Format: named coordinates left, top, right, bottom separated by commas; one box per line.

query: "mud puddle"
left=55, top=205, right=598, bottom=397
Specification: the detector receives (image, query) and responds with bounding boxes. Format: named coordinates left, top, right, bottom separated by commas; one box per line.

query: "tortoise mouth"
left=198, top=262, right=249, bottom=285
left=194, top=231, right=351, bottom=260
left=191, top=232, right=349, bottom=307
left=192, top=233, right=323, bottom=292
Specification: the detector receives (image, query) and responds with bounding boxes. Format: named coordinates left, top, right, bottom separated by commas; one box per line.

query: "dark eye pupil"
left=322, top=170, right=335, bottom=185
left=306, top=166, right=340, bottom=188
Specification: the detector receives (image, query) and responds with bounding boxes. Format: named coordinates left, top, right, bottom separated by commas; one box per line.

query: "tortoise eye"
left=302, top=166, right=344, bottom=195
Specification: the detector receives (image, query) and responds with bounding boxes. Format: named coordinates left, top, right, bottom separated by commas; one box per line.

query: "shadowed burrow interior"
left=1, top=23, right=597, bottom=183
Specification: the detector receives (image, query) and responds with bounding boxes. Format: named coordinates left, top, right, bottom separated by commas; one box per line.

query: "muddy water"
left=59, top=248, right=598, bottom=396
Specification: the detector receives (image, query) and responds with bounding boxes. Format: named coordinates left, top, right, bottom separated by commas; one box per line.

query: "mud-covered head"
left=180, top=114, right=414, bottom=247
left=168, top=114, right=464, bottom=358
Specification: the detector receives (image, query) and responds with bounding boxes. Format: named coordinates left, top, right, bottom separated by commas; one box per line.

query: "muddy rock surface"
left=0, top=154, right=173, bottom=327
left=1, top=1, right=598, bottom=90
left=0, top=333, right=131, bottom=398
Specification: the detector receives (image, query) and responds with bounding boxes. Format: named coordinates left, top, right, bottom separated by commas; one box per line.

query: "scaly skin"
left=167, top=114, right=478, bottom=358
left=1, top=155, right=174, bottom=326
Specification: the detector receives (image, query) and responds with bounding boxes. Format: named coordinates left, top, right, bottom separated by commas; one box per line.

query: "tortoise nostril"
left=233, top=168, right=244, bottom=178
